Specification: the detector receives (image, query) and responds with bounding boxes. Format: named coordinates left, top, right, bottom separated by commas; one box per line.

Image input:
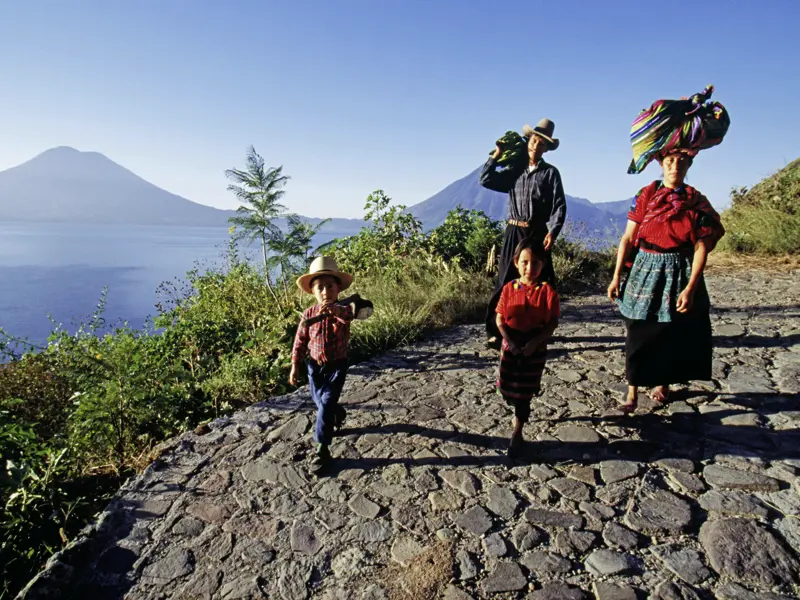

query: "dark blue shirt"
left=479, top=157, right=567, bottom=241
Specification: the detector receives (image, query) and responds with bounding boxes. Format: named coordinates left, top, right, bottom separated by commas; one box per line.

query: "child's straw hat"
left=296, top=256, right=353, bottom=294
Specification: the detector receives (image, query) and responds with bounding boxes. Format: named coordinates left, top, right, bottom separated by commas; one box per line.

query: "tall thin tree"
left=225, top=146, right=289, bottom=301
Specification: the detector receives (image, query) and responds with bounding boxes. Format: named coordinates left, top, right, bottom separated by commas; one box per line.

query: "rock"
left=429, top=490, right=463, bottom=512
left=596, top=479, right=638, bottom=507
left=443, top=585, right=474, bottom=600
left=656, top=458, right=695, bottom=473
left=487, top=485, right=520, bottom=519
left=602, top=522, right=639, bottom=550
left=172, top=516, right=205, bottom=537
left=624, top=488, right=692, bottom=535
left=549, top=477, right=591, bottom=502
left=390, top=536, right=426, bottom=566
left=141, top=547, right=194, bottom=584
left=277, top=562, right=311, bottom=600
left=360, top=585, right=388, bottom=600
left=179, top=569, right=223, bottom=599
left=599, top=460, right=640, bottom=484
left=530, top=464, right=559, bottom=481
left=521, top=551, right=571, bottom=576
left=668, top=472, right=706, bottom=494
left=650, top=580, right=702, bottom=600
left=290, top=521, right=321, bottom=555
left=481, top=562, right=527, bottom=593
left=703, top=464, right=781, bottom=492
left=554, top=530, right=596, bottom=556
left=482, top=532, right=507, bottom=557
left=266, top=415, right=309, bottom=442
left=524, top=507, right=584, bottom=529
left=716, top=323, right=746, bottom=337
left=715, top=581, right=795, bottom=600
left=584, top=549, right=638, bottom=576
left=591, top=582, right=638, bottom=600
left=699, top=518, right=800, bottom=587
left=350, top=520, right=392, bottom=543
left=569, top=465, right=597, bottom=485
left=218, top=575, right=266, bottom=599
left=512, top=522, right=546, bottom=551
left=240, top=458, right=308, bottom=490
left=651, top=544, right=711, bottom=584
left=699, top=490, right=769, bottom=518
left=331, top=546, right=371, bottom=579
left=347, top=493, right=381, bottom=519
left=454, top=506, right=493, bottom=536
left=556, top=370, right=583, bottom=383
left=526, top=582, right=588, bottom=599
left=186, top=501, right=234, bottom=524
left=579, top=502, right=615, bottom=521
left=436, top=527, right=456, bottom=542
left=554, top=425, right=601, bottom=443
left=456, top=549, right=478, bottom=580
left=440, top=470, right=481, bottom=497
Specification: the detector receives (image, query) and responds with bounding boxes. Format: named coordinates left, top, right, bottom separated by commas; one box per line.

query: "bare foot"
left=619, top=386, right=638, bottom=414
left=650, top=385, right=670, bottom=403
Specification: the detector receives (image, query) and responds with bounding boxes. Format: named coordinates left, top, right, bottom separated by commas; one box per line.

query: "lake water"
left=0, top=222, right=343, bottom=349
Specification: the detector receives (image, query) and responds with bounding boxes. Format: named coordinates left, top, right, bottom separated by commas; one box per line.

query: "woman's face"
left=661, top=153, right=692, bottom=185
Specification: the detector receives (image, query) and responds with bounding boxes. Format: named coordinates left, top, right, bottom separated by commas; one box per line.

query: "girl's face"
left=514, top=248, right=543, bottom=284
left=311, top=275, right=341, bottom=305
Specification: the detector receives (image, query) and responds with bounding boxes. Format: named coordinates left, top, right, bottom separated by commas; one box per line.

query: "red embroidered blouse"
left=496, top=280, right=560, bottom=332
left=628, top=181, right=725, bottom=251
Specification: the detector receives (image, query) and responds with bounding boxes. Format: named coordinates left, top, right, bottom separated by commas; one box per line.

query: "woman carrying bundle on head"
left=608, top=85, right=729, bottom=413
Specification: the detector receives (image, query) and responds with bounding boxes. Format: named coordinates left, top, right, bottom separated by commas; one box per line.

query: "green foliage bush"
left=0, top=194, right=502, bottom=597
left=718, top=158, right=800, bottom=254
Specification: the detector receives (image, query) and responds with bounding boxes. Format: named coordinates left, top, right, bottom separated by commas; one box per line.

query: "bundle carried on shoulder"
left=627, top=85, right=730, bottom=174
left=490, top=130, right=528, bottom=171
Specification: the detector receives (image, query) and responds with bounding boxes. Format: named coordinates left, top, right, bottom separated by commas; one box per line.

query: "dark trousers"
left=307, top=359, right=348, bottom=446
left=485, top=225, right=556, bottom=339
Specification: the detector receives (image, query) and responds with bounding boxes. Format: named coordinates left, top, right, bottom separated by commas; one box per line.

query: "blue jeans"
left=307, top=359, right=348, bottom=445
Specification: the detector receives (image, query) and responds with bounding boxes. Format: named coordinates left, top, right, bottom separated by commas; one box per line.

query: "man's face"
left=312, top=275, right=341, bottom=305
left=527, top=134, right=549, bottom=163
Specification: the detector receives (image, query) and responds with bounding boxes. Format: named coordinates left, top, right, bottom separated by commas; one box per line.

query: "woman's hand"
left=289, top=364, right=299, bottom=386
left=607, top=276, right=621, bottom=302
left=676, top=286, right=696, bottom=313
left=523, top=338, right=542, bottom=356
left=506, top=341, right=522, bottom=355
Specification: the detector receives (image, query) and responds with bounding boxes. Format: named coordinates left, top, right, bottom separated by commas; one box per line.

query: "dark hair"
left=513, top=238, right=547, bottom=263
left=310, top=273, right=341, bottom=289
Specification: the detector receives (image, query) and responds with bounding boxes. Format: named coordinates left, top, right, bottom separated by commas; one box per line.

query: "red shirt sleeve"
left=628, top=182, right=657, bottom=224
left=291, top=306, right=314, bottom=363
left=543, top=284, right=561, bottom=321
left=495, top=283, right=510, bottom=317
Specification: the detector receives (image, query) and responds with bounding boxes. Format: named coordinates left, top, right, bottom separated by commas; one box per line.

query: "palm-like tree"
left=225, top=146, right=289, bottom=299
left=267, top=215, right=331, bottom=298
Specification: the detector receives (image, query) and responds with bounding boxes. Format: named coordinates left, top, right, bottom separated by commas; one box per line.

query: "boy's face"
left=311, top=275, right=341, bottom=306
left=514, top=249, right=543, bottom=283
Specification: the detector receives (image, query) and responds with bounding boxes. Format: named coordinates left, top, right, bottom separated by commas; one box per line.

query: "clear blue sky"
left=1, top=0, right=798, bottom=218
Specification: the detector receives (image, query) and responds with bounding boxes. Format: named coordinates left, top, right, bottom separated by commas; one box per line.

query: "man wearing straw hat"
left=480, top=118, right=567, bottom=349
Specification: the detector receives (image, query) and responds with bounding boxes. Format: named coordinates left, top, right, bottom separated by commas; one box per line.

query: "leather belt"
left=508, top=219, right=530, bottom=227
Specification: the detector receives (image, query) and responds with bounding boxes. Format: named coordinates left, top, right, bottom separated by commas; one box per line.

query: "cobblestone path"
left=19, top=271, right=800, bottom=600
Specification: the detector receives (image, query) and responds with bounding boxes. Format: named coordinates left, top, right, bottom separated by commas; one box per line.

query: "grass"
left=718, top=157, right=800, bottom=255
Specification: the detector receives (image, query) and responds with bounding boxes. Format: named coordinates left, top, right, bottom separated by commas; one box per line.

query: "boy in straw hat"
left=290, top=256, right=359, bottom=472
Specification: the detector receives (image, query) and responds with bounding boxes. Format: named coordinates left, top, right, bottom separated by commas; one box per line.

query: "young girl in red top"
left=495, top=239, right=560, bottom=458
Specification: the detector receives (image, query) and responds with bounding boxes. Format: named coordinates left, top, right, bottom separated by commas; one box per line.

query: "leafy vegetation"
left=0, top=147, right=615, bottom=596
left=718, top=157, right=800, bottom=255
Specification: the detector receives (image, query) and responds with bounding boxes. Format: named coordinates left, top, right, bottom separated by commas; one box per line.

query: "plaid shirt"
left=291, top=303, right=353, bottom=364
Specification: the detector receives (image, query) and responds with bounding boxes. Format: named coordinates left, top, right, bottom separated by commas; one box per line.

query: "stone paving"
left=19, top=270, right=800, bottom=600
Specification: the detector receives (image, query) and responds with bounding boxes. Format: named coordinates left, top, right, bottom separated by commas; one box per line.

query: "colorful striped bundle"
left=627, top=85, right=730, bottom=175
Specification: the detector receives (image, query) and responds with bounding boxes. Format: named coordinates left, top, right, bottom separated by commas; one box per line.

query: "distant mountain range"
left=408, top=165, right=630, bottom=240
left=0, top=147, right=630, bottom=241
